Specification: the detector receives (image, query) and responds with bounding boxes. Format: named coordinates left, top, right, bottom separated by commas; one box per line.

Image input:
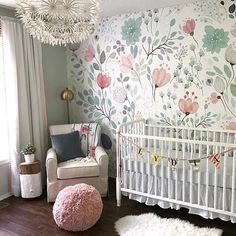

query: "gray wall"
left=0, top=6, right=67, bottom=198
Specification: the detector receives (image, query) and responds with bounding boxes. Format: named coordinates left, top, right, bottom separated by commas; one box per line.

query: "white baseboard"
left=0, top=192, right=12, bottom=201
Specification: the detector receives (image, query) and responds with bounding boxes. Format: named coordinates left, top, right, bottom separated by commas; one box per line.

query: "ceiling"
left=0, top=0, right=196, bottom=17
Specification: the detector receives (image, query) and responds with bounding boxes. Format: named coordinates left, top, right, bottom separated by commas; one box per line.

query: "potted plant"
left=20, top=143, right=36, bottom=163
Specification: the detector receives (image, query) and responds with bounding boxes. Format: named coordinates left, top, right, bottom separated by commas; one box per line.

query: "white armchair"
left=46, top=123, right=109, bottom=202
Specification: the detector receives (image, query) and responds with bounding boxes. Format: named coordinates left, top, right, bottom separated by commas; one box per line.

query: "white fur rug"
left=115, top=213, right=222, bottom=236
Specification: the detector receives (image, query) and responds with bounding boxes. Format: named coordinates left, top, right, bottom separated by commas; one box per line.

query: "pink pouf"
left=53, top=183, right=103, bottom=231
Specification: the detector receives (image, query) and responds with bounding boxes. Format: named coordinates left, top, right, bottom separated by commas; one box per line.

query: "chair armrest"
left=46, top=148, right=58, bottom=182
left=95, top=146, right=109, bottom=178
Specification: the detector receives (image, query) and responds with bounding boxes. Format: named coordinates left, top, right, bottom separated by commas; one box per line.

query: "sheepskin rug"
left=53, top=183, right=103, bottom=231
left=115, top=213, right=222, bottom=236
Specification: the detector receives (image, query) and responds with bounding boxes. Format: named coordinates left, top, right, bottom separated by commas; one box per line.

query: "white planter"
left=24, top=154, right=35, bottom=163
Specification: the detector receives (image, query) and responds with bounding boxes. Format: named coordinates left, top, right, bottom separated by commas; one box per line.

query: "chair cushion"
left=57, top=157, right=99, bottom=179
left=51, top=131, right=85, bottom=162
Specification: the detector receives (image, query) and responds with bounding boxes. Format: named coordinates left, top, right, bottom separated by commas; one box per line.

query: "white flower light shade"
left=16, top=0, right=101, bottom=46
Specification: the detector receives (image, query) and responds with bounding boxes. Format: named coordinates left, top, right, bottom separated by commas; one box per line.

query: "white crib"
left=116, top=119, right=236, bottom=223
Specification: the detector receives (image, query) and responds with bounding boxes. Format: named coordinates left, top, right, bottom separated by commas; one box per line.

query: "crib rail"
left=116, top=119, right=236, bottom=222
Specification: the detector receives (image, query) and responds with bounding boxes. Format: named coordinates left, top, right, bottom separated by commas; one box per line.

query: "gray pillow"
left=51, top=131, right=85, bottom=162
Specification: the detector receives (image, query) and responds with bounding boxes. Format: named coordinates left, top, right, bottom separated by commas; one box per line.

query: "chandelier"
left=16, top=0, right=100, bottom=46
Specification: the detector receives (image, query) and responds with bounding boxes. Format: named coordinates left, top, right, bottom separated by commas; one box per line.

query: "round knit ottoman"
left=53, top=183, right=103, bottom=231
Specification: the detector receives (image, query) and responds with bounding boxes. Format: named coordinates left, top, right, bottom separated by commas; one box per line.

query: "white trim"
left=0, top=192, right=12, bottom=201
left=0, top=160, right=9, bottom=166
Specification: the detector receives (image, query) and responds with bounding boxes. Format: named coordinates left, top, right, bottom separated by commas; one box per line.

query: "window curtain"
left=1, top=16, right=48, bottom=197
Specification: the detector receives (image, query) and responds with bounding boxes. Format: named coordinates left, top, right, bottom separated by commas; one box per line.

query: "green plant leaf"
left=213, top=66, right=223, bottom=75
left=206, top=71, right=215, bottom=76
left=88, top=96, right=94, bottom=104
left=93, top=63, right=99, bottom=70
left=170, top=19, right=176, bottom=27
left=170, top=32, right=177, bottom=38
left=110, top=52, right=116, bottom=59
left=100, top=51, right=106, bottom=64
left=224, top=65, right=232, bottom=79
left=158, top=54, right=163, bottom=60
left=97, top=44, right=101, bottom=54
left=230, top=83, right=236, bottom=97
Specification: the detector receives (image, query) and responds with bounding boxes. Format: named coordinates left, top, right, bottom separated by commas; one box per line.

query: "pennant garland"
left=188, top=159, right=201, bottom=171
left=151, top=153, right=162, bottom=166
left=119, top=133, right=236, bottom=171
left=208, top=153, right=220, bottom=169
left=168, top=158, right=179, bottom=171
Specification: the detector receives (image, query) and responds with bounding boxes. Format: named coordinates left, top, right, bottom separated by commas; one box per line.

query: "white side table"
left=19, top=160, right=42, bottom=198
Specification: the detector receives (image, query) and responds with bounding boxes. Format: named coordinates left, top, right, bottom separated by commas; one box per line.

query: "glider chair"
left=46, top=123, right=109, bottom=202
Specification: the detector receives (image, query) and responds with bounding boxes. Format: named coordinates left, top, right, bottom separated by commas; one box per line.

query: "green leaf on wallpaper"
left=158, top=54, right=163, bottom=60
left=142, top=36, right=146, bottom=43
left=177, top=36, right=184, bottom=40
left=117, top=77, right=122, bottom=82
left=123, top=76, right=129, bottom=82
left=97, top=44, right=101, bottom=54
left=108, top=99, right=112, bottom=107
left=167, top=41, right=174, bottom=46
left=100, top=51, right=106, bottom=64
left=231, top=97, right=236, bottom=108
left=88, top=113, right=93, bottom=119
left=94, top=96, right=99, bottom=105
left=89, top=72, right=94, bottom=80
left=155, top=30, right=159, bottom=37
left=84, top=109, right=89, bottom=113
left=206, top=71, right=215, bottom=76
left=170, top=19, right=176, bottom=27
left=78, top=70, right=83, bottom=76
left=170, top=32, right=177, bottom=38
left=87, top=77, right=93, bottom=88
left=111, top=121, right=117, bottom=129
left=110, top=52, right=116, bottom=59
left=153, top=39, right=159, bottom=47
left=88, top=96, right=94, bottom=104
left=160, top=48, right=165, bottom=55
left=213, top=66, right=223, bottom=75
left=101, top=98, right=105, bottom=106
left=74, top=64, right=80, bottom=68
left=165, top=48, right=173, bottom=53
left=122, top=116, right=128, bottom=123
left=212, top=56, right=219, bottom=62
left=76, top=101, right=83, bottom=106
left=111, top=110, right=116, bottom=115
left=90, top=65, right=94, bottom=73
left=94, top=112, right=101, bottom=117
left=148, top=37, right=152, bottom=45
left=93, top=63, right=99, bottom=70
left=224, top=65, right=232, bottom=79
left=83, top=90, right=88, bottom=96
left=147, top=66, right=151, bottom=74
left=161, top=36, right=167, bottom=43
left=230, top=84, right=236, bottom=97
left=77, top=92, right=84, bottom=100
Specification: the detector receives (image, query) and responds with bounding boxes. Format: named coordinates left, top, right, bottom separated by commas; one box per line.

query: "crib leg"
left=116, top=177, right=121, bottom=207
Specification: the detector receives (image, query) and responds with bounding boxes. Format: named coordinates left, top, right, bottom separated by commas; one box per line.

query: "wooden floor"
left=0, top=179, right=235, bottom=236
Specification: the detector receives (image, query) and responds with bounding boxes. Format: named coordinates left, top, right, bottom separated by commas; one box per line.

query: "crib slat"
left=154, top=126, right=158, bottom=196
left=135, top=123, right=138, bottom=192
left=175, top=129, right=178, bottom=201
left=213, top=131, right=218, bottom=209
left=182, top=129, right=186, bottom=202
left=147, top=125, right=151, bottom=195
left=231, top=135, right=236, bottom=214
left=189, top=129, right=193, bottom=204
left=205, top=131, right=210, bottom=208
left=197, top=130, right=202, bottom=205
left=221, top=132, right=228, bottom=211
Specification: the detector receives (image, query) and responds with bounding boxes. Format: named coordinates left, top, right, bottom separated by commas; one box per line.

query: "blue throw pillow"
left=51, top=131, right=85, bottom=162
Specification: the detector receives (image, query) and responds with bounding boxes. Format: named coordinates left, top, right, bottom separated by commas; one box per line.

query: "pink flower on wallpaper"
left=119, top=54, right=134, bottom=73
left=183, top=19, right=196, bottom=36
left=179, top=92, right=199, bottom=115
left=80, top=126, right=90, bottom=134
left=226, top=121, right=236, bottom=130
left=210, top=92, right=220, bottom=104
left=96, top=73, right=111, bottom=89
left=85, top=44, right=95, bottom=62
left=152, top=67, right=171, bottom=88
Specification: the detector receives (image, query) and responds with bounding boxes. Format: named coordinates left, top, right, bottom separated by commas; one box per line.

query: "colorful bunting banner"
left=188, top=159, right=201, bottom=171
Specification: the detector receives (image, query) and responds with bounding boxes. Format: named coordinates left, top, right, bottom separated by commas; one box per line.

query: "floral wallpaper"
left=67, top=0, right=236, bottom=176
